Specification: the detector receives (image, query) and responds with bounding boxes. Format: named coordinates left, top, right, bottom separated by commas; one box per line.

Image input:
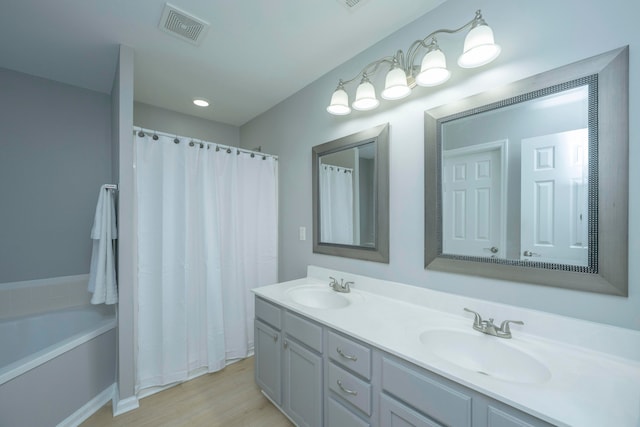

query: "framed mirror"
left=313, top=123, right=389, bottom=263
left=425, top=47, right=628, bottom=296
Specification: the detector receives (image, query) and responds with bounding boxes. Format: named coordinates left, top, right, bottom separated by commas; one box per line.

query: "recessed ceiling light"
left=193, top=98, right=210, bottom=107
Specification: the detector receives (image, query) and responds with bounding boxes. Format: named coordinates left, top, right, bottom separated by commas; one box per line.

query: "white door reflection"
left=443, top=140, right=506, bottom=258
left=520, top=128, right=588, bottom=265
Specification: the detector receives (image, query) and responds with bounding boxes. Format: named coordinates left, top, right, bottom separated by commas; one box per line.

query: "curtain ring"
left=152, top=134, right=159, bottom=141
left=174, top=137, right=180, bottom=144
left=200, top=143, right=204, bottom=149
left=251, top=153, right=255, bottom=158
left=226, top=148, right=232, bottom=154
left=262, top=155, right=267, bottom=160
left=189, top=141, right=195, bottom=147
left=137, top=130, right=145, bottom=137
left=216, top=146, right=220, bottom=152
left=237, top=149, right=240, bottom=155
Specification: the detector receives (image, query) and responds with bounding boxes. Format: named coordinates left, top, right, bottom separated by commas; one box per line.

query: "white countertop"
left=252, top=266, right=640, bottom=427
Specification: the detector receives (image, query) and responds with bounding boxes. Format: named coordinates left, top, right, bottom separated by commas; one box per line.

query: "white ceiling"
left=0, top=0, right=446, bottom=127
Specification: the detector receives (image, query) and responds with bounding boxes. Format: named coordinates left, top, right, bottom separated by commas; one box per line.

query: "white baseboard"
left=56, top=383, right=115, bottom=427
left=112, top=388, right=140, bottom=416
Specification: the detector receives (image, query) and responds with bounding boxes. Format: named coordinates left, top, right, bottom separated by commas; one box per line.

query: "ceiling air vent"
left=159, top=3, right=209, bottom=45
left=337, top=0, right=368, bottom=10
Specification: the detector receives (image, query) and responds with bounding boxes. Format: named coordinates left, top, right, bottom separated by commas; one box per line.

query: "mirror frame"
left=313, top=123, right=389, bottom=263
left=425, top=46, right=629, bottom=296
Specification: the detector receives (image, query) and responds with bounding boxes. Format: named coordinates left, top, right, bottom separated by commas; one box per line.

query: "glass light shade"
left=458, top=24, right=501, bottom=68
left=326, top=88, right=351, bottom=115
left=352, top=80, right=380, bottom=111
left=416, top=48, right=451, bottom=87
left=381, top=67, right=411, bottom=100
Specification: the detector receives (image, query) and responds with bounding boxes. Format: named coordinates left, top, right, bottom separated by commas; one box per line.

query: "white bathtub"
left=0, top=305, right=117, bottom=426
left=0, top=305, right=116, bottom=385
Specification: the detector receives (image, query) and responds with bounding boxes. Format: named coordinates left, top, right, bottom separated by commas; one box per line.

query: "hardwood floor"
left=81, top=357, right=293, bottom=427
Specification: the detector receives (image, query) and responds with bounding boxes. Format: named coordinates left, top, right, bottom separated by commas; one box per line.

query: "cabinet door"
left=380, top=394, right=443, bottom=427
left=255, top=320, right=282, bottom=406
left=284, top=338, right=323, bottom=427
left=487, top=405, right=551, bottom=427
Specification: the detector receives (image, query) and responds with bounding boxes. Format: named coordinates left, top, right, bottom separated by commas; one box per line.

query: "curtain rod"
left=133, top=127, right=278, bottom=160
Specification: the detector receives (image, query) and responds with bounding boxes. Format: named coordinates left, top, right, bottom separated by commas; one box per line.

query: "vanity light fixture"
left=326, top=10, right=501, bottom=115
left=193, top=98, right=210, bottom=107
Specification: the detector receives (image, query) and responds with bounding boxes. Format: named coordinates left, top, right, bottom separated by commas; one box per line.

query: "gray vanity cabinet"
left=379, top=394, right=442, bottom=427
left=381, top=356, right=471, bottom=427
left=326, top=330, right=374, bottom=426
left=283, top=311, right=324, bottom=427
left=254, top=297, right=324, bottom=427
left=254, top=296, right=555, bottom=427
left=379, top=354, right=555, bottom=427
left=254, top=299, right=283, bottom=406
left=284, top=338, right=323, bottom=426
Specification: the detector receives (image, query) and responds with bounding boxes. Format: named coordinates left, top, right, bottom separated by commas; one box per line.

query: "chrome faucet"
left=329, top=277, right=353, bottom=293
left=463, top=308, right=524, bottom=339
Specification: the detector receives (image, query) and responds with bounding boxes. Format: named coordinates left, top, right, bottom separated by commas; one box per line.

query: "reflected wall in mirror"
left=425, top=46, right=628, bottom=296
left=313, top=123, right=389, bottom=263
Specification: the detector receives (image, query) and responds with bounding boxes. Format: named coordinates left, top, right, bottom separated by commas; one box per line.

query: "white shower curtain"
left=319, top=165, right=354, bottom=245
left=134, top=132, right=277, bottom=391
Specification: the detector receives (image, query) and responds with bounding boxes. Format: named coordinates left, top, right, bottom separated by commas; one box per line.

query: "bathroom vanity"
left=253, top=266, right=640, bottom=427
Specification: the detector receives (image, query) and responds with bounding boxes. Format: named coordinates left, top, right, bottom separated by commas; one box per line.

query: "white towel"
left=88, top=185, right=118, bottom=304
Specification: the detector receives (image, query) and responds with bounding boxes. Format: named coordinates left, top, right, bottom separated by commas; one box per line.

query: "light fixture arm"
left=405, top=10, right=484, bottom=77
left=326, top=9, right=500, bottom=115
left=339, top=55, right=396, bottom=86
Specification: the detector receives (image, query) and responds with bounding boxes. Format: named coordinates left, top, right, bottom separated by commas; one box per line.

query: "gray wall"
left=240, top=0, right=640, bottom=330
left=0, top=68, right=112, bottom=283
left=134, top=101, right=240, bottom=146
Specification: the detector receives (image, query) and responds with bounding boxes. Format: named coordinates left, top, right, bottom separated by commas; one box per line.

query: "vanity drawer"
left=255, top=297, right=282, bottom=330
left=328, top=397, right=370, bottom=427
left=382, top=358, right=471, bottom=427
left=328, top=330, right=371, bottom=379
left=284, top=311, right=323, bottom=353
left=329, top=362, right=372, bottom=416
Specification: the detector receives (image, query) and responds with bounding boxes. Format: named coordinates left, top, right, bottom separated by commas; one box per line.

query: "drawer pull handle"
left=337, top=380, right=358, bottom=396
left=336, top=347, right=358, bottom=361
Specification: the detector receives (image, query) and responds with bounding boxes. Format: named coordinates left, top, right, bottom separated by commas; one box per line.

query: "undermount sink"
left=419, top=329, right=551, bottom=384
left=287, top=285, right=352, bottom=309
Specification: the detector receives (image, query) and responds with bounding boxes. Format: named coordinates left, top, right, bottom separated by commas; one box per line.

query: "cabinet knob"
left=273, top=334, right=278, bottom=342
left=283, top=340, right=288, bottom=349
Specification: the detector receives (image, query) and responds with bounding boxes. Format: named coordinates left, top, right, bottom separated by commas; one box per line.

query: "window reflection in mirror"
left=318, top=142, right=376, bottom=247
left=441, top=85, right=590, bottom=266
